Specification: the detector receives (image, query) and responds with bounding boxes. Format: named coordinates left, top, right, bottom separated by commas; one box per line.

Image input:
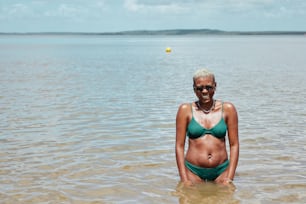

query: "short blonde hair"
left=193, top=68, right=215, bottom=84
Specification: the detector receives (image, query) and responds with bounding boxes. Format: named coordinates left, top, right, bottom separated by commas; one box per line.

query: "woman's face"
left=193, top=76, right=216, bottom=103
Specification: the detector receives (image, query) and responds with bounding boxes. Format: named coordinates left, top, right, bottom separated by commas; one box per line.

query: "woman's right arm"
left=175, top=103, right=189, bottom=182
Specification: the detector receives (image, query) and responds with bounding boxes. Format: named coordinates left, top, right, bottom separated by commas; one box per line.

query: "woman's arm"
left=175, top=103, right=190, bottom=182
left=225, top=102, right=239, bottom=181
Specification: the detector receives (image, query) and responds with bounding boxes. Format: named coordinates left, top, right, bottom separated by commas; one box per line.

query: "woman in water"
left=175, top=68, right=239, bottom=185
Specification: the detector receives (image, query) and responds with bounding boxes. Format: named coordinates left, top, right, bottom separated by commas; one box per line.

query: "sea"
left=1, top=34, right=306, bottom=204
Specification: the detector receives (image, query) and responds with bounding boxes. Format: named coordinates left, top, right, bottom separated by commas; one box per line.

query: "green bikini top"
left=187, top=102, right=227, bottom=139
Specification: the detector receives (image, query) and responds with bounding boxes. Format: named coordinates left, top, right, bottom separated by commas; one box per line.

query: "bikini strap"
left=221, top=101, right=224, bottom=113
left=190, top=103, right=194, bottom=116
left=221, top=101, right=224, bottom=118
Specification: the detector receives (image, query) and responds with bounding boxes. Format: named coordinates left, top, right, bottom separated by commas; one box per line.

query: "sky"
left=1, top=0, right=306, bottom=33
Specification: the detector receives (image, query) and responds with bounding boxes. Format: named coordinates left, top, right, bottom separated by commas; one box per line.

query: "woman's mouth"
left=201, top=94, right=210, bottom=100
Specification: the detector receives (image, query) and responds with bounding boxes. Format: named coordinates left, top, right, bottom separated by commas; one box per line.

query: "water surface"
left=1, top=35, right=306, bottom=203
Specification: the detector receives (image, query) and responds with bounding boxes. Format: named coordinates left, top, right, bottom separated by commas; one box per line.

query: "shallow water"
left=1, top=35, right=306, bottom=203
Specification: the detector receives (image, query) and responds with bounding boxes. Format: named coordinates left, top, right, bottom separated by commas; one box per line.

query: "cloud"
left=2, top=0, right=306, bottom=20
left=0, top=1, right=108, bottom=20
left=44, top=4, right=86, bottom=18
left=124, top=0, right=189, bottom=13
left=1, top=0, right=305, bottom=32
left=123, top=0, right=272, bottom=15
left=0, top=3, right=34, bottom=19
left=123, top=0, right=278, bottom=18
left=124, top=0, right=306, bottom=15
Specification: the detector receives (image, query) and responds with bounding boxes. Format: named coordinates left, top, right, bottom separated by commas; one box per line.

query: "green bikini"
left=185, top=102, right=229, bottom=181
left=185, top=160, right=229, bottom=181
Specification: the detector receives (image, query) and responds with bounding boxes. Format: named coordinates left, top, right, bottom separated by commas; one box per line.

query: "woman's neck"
left=197, top=99, right=215, bottom=114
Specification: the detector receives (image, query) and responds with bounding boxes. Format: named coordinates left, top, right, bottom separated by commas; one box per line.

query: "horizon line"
left=1, top=28, right=306, bottom=35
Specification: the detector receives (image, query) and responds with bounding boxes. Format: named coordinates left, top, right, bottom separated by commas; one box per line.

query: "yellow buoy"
left=165, top=47, right=171, bottom=53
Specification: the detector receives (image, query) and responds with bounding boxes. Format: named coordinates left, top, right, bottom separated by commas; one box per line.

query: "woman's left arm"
left=225, top=102, right=239, bottom=181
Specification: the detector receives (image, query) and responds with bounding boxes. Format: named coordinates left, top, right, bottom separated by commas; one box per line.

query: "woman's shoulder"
left=177, top=102, right=193, bottom=120
left=179, top=102, right=193, bottom=110
left=177, top=102, right=193, bottom=114
left=221, top=101, right=238, bottom=115
left=222, top=101, right=236, bottom=109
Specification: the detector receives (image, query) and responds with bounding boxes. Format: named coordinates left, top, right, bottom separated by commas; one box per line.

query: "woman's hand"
left=182, top=180, right=193, bottom=187
left=215, top=170, right=233, bottom=185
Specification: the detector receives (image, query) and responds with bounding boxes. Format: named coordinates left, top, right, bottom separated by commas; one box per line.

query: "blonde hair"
left=193, top=68, right=215, bottom=84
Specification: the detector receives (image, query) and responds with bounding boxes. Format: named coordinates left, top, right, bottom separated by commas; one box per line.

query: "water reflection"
left=174, top=182, right=239, bottom=204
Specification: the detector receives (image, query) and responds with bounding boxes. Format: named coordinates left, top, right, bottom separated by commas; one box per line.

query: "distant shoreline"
left=1, top=29, right=306, bottom=36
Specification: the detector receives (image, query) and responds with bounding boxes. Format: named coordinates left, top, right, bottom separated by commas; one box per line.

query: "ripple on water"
left=1, top=35, right=306, bottom=203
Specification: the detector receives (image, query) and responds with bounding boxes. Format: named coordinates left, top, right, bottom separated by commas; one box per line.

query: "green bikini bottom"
left=185, top=160, right=229, bottom=181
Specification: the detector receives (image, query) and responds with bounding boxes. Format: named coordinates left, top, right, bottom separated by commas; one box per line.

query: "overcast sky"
left=1, top=0, right=306, bottom=32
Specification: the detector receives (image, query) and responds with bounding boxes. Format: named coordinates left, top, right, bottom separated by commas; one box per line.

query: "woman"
left=175, top=68, right=239, bottom=185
